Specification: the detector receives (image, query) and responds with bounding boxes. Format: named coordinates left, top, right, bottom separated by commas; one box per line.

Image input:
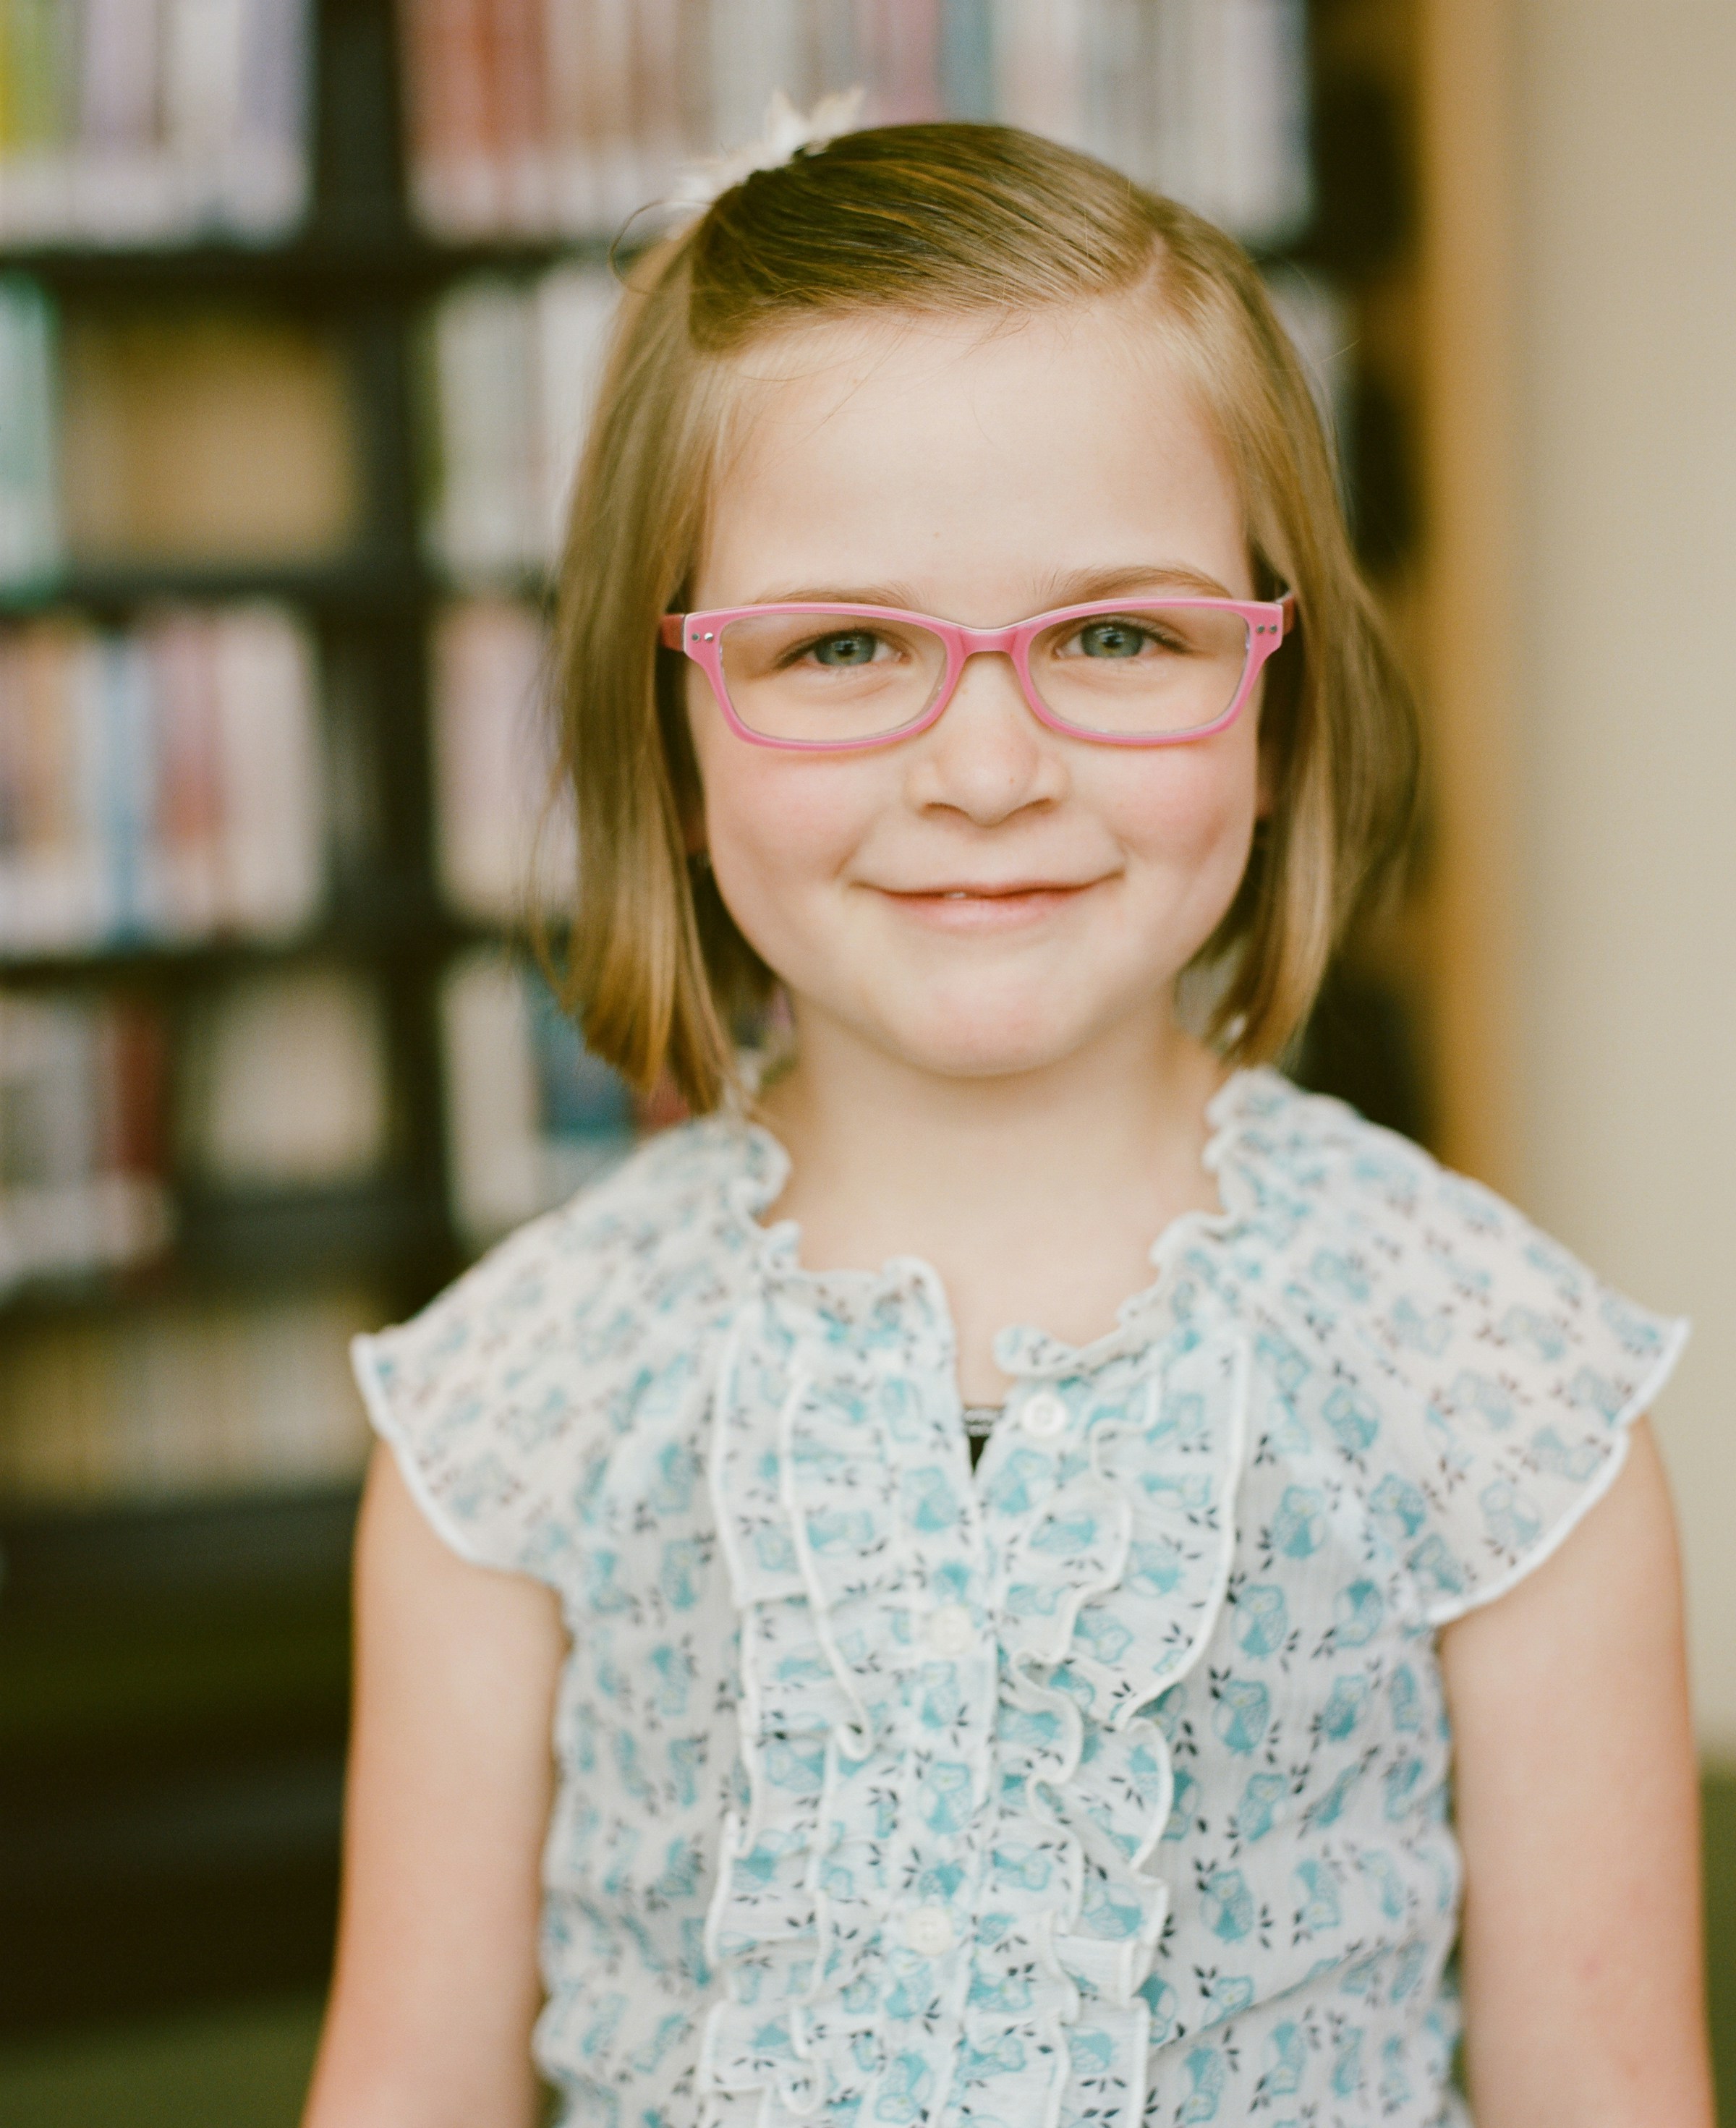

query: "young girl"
left=305, top=122, right=1714, bottom=2128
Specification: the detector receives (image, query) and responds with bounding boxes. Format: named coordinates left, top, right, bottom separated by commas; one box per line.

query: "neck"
left=754, top=995, right=1229, bottom=1274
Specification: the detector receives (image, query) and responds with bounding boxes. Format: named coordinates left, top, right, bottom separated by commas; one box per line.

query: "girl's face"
left=684, top=300, right=1266, bottom=1081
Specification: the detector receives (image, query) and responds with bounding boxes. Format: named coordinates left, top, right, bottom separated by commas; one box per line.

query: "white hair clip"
left=673, top=86, right=867, bottom=210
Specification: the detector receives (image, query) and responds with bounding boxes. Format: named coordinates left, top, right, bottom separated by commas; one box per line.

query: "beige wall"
left=1503, top=2, right=1736, bottom=1750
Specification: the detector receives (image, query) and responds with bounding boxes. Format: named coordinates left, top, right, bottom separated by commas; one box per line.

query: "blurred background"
left=0, top=0, right=1729, bottom=2119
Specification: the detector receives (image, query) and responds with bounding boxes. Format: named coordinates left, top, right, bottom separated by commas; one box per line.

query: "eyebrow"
left=741, top=563, right=1241, bottom=612
left=744, top=580, right=919, bottom=608
left=1035, top=561, right=1241, bottom=603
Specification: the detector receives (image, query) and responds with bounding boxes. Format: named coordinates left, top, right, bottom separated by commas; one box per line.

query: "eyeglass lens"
left=716, top=605, right=1254, bottom=743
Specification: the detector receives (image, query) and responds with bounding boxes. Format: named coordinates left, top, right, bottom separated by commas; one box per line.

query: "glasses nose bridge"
left=951, top=619, right=1023, bottom=662
left=931, top=619, right=1039, bottom=730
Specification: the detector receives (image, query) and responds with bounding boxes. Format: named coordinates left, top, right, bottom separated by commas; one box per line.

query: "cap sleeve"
left=1280, top=1101, right=1691, bottom=1627
left=1365, top=1164, right=1685, bottom=1624
left=349, top=1206, right=605, bottom=1583
left=348, top=1115, right=759, bottom=1583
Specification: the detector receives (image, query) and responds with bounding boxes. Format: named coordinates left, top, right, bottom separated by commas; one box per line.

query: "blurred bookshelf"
left=0, top=0, right=1422, bottom=2037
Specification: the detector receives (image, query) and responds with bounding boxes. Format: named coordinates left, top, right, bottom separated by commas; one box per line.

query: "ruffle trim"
left=1421, top=1311, right=1689, bottom=1626
left=352, top=1330, right=513, bottom=1573
left=723, top=1067, right=1272, bottom=1382
left=697, top=1277, right=1251, bottom=2128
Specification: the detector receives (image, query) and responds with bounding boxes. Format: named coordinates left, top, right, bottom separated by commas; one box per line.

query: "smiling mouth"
left=890, top=880, right=1097, bottom=899
left=874, top=878, right=1105, bottom=927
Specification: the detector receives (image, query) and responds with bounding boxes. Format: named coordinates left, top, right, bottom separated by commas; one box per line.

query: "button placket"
left=924, top=1602, right=975, bottom=1657
left=1018, top=1389, right=1069, bottom=1439
left=902, top=1904, right=955, bottom=1957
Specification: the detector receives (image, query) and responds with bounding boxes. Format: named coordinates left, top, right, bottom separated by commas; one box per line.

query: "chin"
left=871, top=987, right=1105, bottom=1081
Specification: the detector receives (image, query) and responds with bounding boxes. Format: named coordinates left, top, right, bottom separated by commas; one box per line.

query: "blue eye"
left=1077, top=620, right=1150, bottom=658
left=812, top=631, right=880, bottom=667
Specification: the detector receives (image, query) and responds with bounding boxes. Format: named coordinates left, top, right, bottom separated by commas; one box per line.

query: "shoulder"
left=1222, top=1067, right=1677, bottom=1384
left=352, top=1114, right=773, bottom=1582
left=1215, top=1070, right=1687, bottom=1622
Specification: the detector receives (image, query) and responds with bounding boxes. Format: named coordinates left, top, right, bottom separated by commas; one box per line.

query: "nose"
left=904, top=647, right=1067, bottom=826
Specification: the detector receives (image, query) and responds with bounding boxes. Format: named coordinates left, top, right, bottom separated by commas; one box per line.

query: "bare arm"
left=1439, top=1417, right=1714, bottom=2128
left=302, top=1443, right=565, bottom=2128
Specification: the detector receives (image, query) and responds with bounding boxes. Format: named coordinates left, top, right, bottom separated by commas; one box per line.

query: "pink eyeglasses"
left=658, top=590, right=1295, bottom=752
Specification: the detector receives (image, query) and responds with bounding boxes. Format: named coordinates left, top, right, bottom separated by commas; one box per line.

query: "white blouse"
left=352, top=1068, right=1684, bottom=2128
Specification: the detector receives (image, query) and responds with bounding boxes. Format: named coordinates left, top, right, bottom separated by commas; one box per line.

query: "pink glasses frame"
left=658, top=591, right=1297, bottom=752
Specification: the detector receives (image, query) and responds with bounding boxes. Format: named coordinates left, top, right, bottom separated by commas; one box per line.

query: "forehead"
left=697, top=297, right=1251, bottom=608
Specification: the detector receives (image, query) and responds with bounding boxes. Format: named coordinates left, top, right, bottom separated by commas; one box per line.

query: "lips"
left=870, top=877, right=1105, bottom=930
left=883, top=880, right=1096, bottom=899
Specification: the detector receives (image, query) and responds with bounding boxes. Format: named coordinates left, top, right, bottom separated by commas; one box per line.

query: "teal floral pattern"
left=352, top=1069, right=1684, bottom=2128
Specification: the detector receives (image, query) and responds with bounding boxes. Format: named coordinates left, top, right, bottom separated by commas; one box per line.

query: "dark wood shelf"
left=1, top=1181, right=456, bottom=1326
left=0, top=885, right=467, bottom=987
left=0, top=1485, right=358, bottom=2034
left=0, top=1484, right=360, bottom=1658
left=176, top=1178, right=452, bottom=1285
left=0, top=558, right=557, bottom=623
left=0, top=226, right=609, bottom=297
left=0, top=550, right=434, bottom=618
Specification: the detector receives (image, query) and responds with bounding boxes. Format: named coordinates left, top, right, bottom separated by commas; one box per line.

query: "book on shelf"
left=1084, top=0, right=1311, bottom=247
left=0, top=985, right=171, bottom=1294
left=991, top=0, right=1312, bottom=247
left=398, top=0, right=1311, bottom=250
left=177, top=965, right=391, bottom=1191
left=59, top=306, right=361, bottom=566
left=423, top=261, right=617, bottom=581
left=401, top=0, right=693, bottom=238
left=0, top=601, right=326, bottom=956
left=441, top=946, right=634, bottom=1247
left=0, top=275, right=61, bottom=590
left=0, top=1285, right=378, bottom=1504
left=431, top=595, right=576, bottom=921
left=0, top=0, right=313, bottom=248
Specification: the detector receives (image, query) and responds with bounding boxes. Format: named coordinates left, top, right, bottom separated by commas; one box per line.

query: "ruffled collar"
left=713, top=1064, right=1279, bottom=1382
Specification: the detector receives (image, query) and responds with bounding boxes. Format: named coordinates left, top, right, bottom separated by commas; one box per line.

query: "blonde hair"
left=550, top=122, right=1416, bottom=1112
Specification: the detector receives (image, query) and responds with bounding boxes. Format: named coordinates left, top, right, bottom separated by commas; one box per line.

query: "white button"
left=903, top=1905, right=954, bottom=1957
left=924, top=1604, right=975, bottom=1658
left=1020, top=1391, right=1069, bottom=1439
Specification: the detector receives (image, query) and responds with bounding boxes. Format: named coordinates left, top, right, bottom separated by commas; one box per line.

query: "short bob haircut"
left=550, top=122, right=1416, bottom=1113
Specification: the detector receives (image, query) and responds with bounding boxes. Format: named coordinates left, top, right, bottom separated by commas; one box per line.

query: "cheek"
left=1109, top=727, right=1262, bottom=880
left=687, top=688, right=877, bottom=930
left=710, top=764, right=864, bottom=885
